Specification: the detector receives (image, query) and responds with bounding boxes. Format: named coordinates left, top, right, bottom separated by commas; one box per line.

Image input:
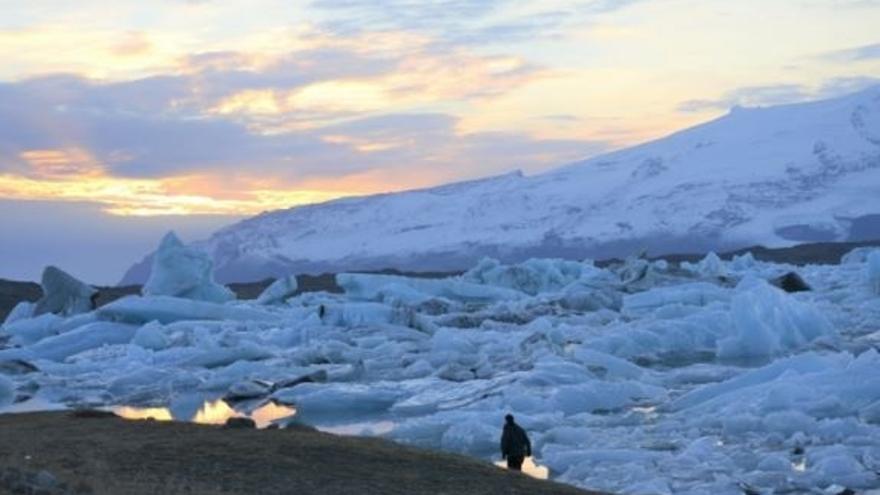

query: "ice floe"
left=2, top=253, right=880, bottom=494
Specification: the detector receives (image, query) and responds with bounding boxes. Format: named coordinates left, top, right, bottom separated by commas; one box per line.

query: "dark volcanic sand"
left=0, top=411, right=601, bottom=495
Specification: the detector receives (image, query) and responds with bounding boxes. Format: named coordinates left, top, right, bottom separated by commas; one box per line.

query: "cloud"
left=0, top=72, right=607, bottom=215
left=311, top=0, right=651, bottom=48
left=816, top=76, right=880, bottom=96
left=677, top=84, right=810, bottom=113
left=312, top=0, right=511, bottom=30
left=824, top=42, right=880, bottom=61
left=677, top=78, right=880, bottom=114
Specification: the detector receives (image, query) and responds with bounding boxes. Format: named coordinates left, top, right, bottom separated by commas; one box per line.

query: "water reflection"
left=494, top=457, right=549, bottom=480
left=318, top=420, right=396, bottom=436
left=115, top=399, right=296, bottom=429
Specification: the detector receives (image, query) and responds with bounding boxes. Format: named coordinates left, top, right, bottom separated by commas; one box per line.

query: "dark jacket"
left=500, top=422, right=531, bottom=458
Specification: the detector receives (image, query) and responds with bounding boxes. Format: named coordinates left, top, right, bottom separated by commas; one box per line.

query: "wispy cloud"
left=677, top=84, right=809, bottom=113
left=824, top=42, right=880, bottom=61
left=676, top=77, right=880, bottom=113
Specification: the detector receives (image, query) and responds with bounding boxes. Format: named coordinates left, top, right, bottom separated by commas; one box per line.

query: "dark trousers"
left=507, top=455, right=525, bottom=471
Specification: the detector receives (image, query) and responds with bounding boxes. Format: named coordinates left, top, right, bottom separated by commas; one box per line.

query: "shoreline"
left=0, top=410, right=602, bottom=495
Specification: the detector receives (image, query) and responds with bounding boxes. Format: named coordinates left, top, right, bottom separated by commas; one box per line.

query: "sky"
left=1, top=0, right=879, bottom=284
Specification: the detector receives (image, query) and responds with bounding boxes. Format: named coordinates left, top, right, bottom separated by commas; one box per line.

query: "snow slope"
left=123, top=86, right=880, bottom=284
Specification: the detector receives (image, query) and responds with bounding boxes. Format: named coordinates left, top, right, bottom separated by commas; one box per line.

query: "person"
left=500, top=414, right=531, bottom=471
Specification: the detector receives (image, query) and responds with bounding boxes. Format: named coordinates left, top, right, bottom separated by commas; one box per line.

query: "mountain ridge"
left=121, top=86, right=880, bottom=284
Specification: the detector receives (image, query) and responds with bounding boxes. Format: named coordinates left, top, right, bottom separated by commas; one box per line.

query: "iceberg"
left=97, top=295, right=279, bottom=324
left=256, top=275, right=298, bottom=305
left=143, top=232, right=234, bottom=303
left=841, top=247, right=879, bottom=265
left=682, top=251, right=727, bottom=278
left=2, top=313, right=64, bottom=346
left=718, top=279, right=836, bottom=360
left=0, top=322, right=137, bottom=362
left=3, top=301, right=35, bottom=325
left=622, top=282, right=730, bottom=315
left=869, top=250, right=880, bottom=295
left=336, top=273, right=525, bottom=303
left=33, top=266, right=97, bottom=317
left=462, top=257, right=588, bottom=295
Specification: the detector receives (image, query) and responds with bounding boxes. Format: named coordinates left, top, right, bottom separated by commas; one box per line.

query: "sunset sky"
left=2, top=0, right=880, bottom=283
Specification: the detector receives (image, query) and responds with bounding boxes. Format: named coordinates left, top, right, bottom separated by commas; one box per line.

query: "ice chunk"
left=623, top=282, right=730, bottom=315
left=615, top=255, right=661, bottom=290
left=108, top=367, right=175, bottom=399
left=624, top=479, right=672, bottom=495
left=33, top=266, right=97, bottom=317
left=552, top=381, right=665, bottom=415
left=718, top=279, right=836, bottom=360
left=812, top=450, right=873, bottom=488
left=2, top=313, right=63, bottom=346
left=256, top=275, right=298, bottom=305
left=518, top=358, right=593, bottom=387
left=730, top=252, right=757, bottom=271
left=682, top=251, right=727, bottom=278
left=669, top=353, right=839, bottom=411
left=757, top=454, right=792, bottom=472
left=225, top=379, right=274, bottom=401
left=392, top=376, right=517, bottom=415
left=97, top=295, right=279, bottom=324
left=131, top=321, right=170, bottom=350
left=143, top=232, right=234, bottom=303
left=572, top=348, right=646, bottom=380
left=440, top=415, right=499, bottom=456
left=559, top=284, right=621, bottom=312
left=337, top=273, right=524, bottom=303
left=841, top=247, right=879, bottom=265
left=272, top=382, right=402, bottom=417
left=0, top=321, right=137, bottom=362
left=0, top=375, right=13, bottom=406
left=868, top=250, right=880, bottom=295
left=184, top=341, right=274, bottom=368
left=860, top=400, right=880, bottom=423
left=3, top=301, right=34, bottom=325
left=462, top=257, right=588, bottom=295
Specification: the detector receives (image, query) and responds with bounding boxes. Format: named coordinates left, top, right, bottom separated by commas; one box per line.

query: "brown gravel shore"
left=0, top=410, right=605, bottom=495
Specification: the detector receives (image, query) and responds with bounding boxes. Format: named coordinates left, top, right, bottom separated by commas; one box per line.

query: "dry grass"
left=0, top=411, right=602, bottom=495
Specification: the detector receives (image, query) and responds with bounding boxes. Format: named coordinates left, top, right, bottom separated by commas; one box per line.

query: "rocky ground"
left=0, top=411, right=598, bottom=495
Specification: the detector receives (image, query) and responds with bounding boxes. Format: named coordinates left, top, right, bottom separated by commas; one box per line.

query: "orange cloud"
left=111, top=32, right=153, bottom=58
left=1, top=143, right=400, bottom=216
left=20, top=148, right=104, bottom=178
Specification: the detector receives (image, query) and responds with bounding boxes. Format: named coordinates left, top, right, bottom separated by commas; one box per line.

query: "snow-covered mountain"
left=122, top=86, right=880, bottom=284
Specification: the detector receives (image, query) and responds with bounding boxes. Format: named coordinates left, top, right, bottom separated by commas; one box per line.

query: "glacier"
left=4, top=250, right=880, bottom=494
left=120, top=86, right=880, bottom=284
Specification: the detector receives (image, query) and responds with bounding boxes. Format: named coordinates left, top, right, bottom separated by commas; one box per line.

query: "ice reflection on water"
left=114, top=400, right=296, bottom=429
left=494, top=457, right=550, bottom=480
left=318, top=420, right=396, bottom=436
